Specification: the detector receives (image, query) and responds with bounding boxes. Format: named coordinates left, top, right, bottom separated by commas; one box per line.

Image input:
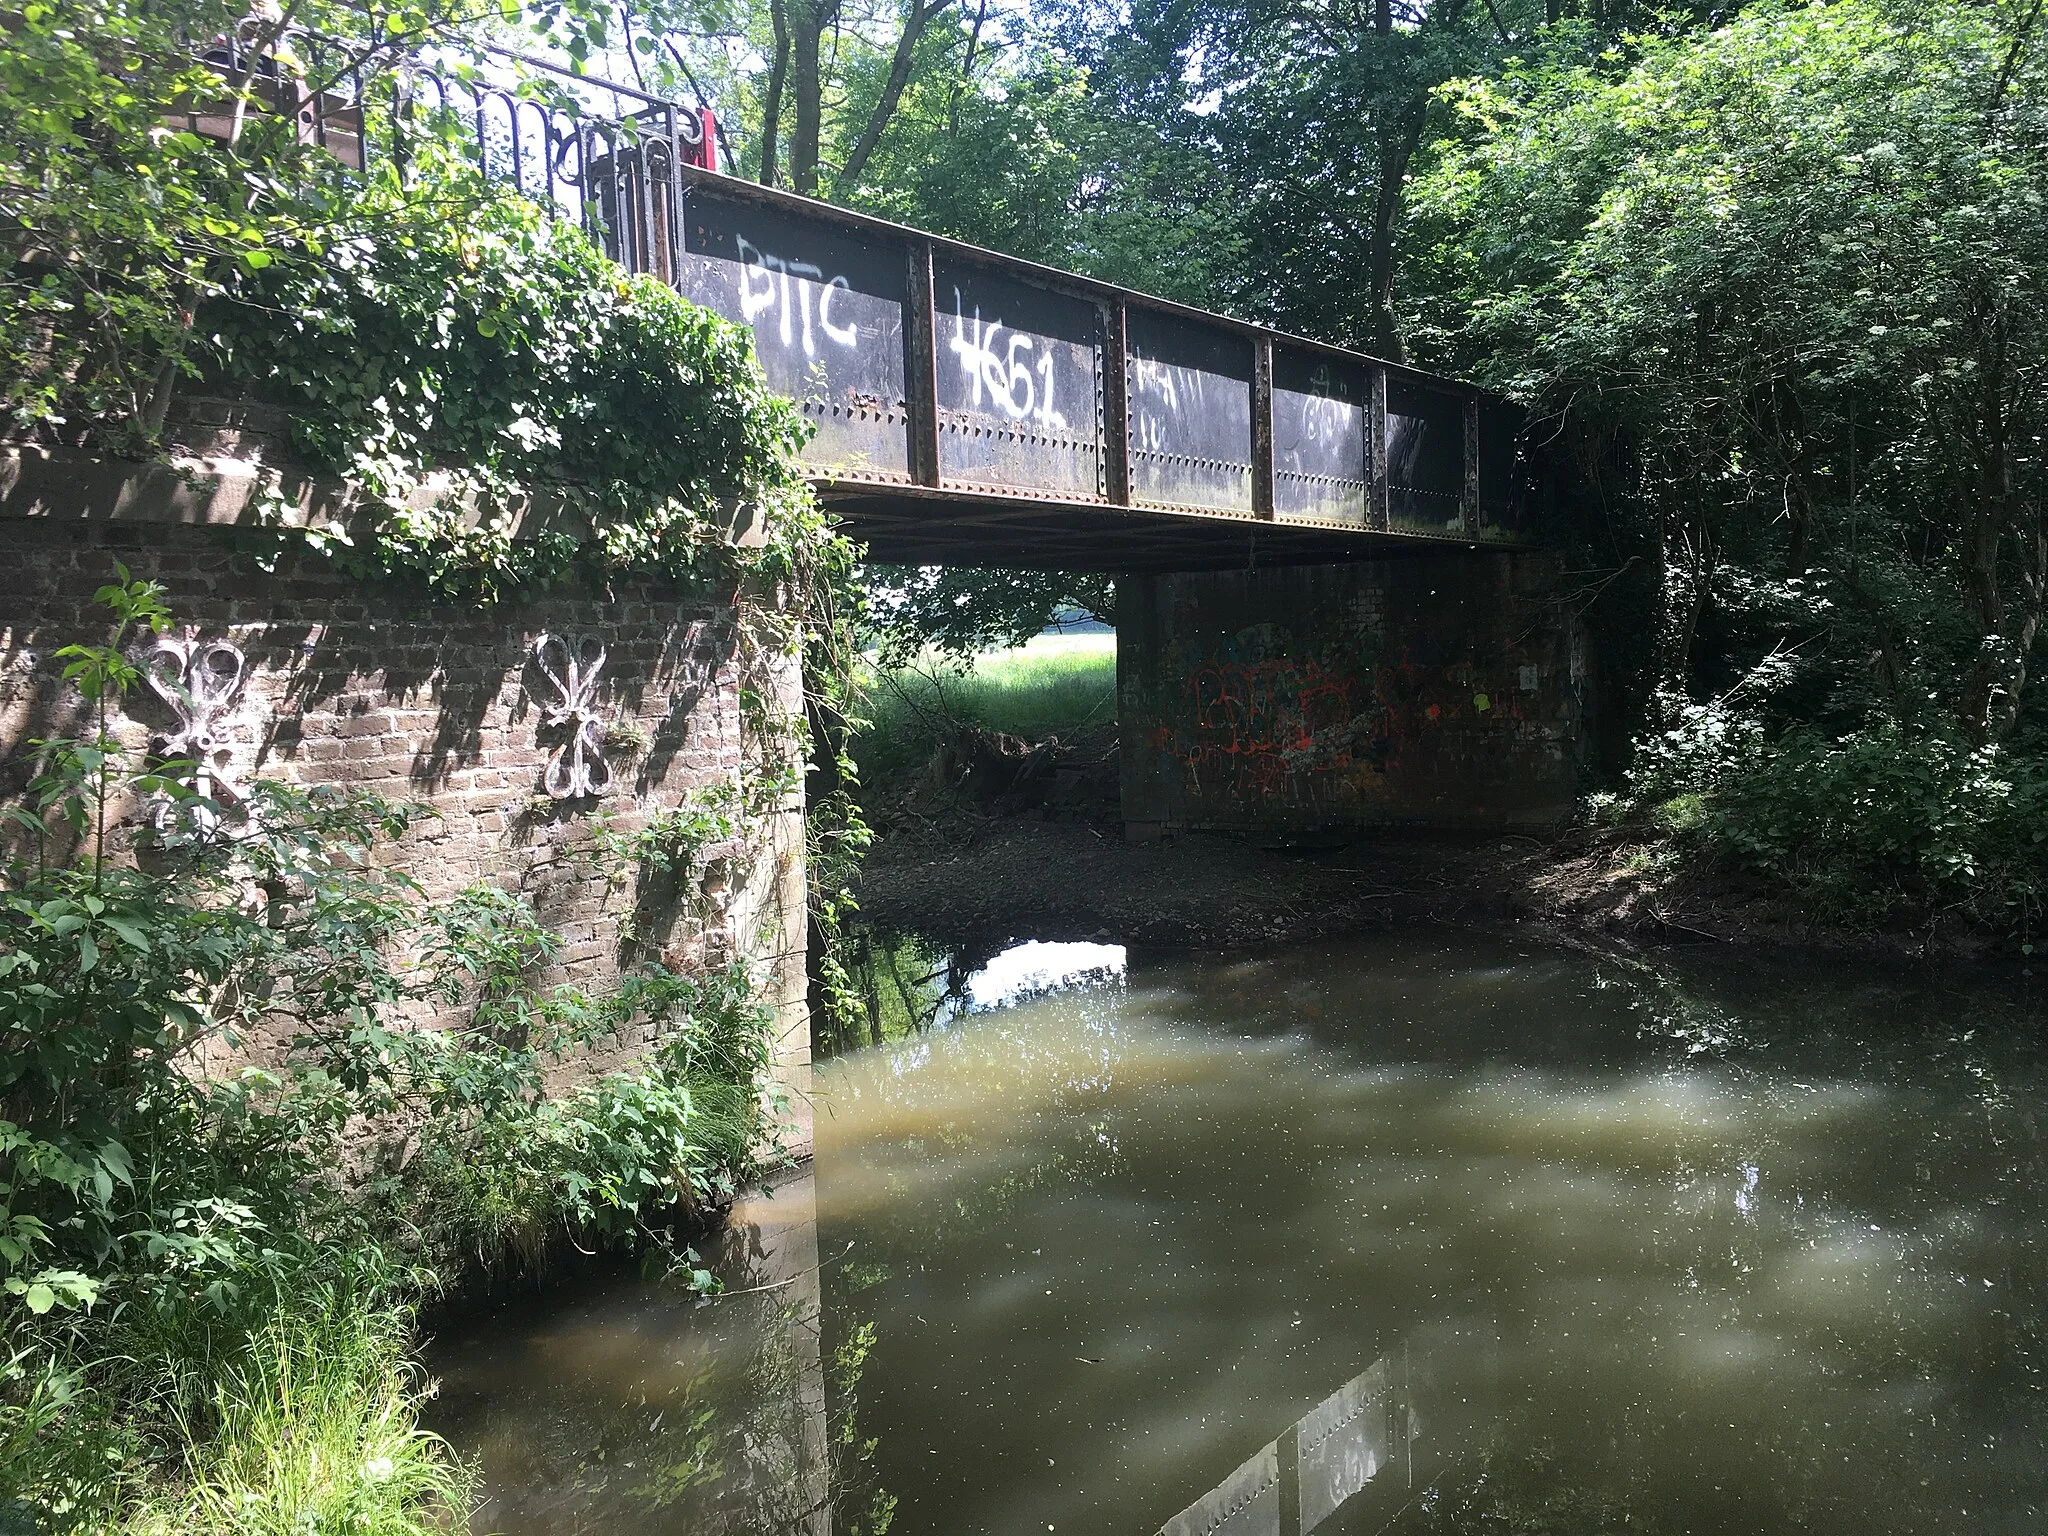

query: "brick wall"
left=1119, top=553, right=1588, bottom=835
left=0, top=512, right=812, bottom=1151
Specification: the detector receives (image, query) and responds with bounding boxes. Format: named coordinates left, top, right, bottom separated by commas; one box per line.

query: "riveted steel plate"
left=1298, top=1360, right=1392, bottom=1531
left=1274, top=348, right=1368, bottom=523
left=1385, top=375, right=1465, bottom=535
left=1127, top=310, right=1254, bottom=514
left=934, top=261, right=1103, bottom=500
left=1156, top=1439, right=1283, bottom=1536
left=676, top=190, right=910, bottom=482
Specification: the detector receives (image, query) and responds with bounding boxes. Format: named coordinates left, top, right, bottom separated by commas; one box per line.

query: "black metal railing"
left=176, top=19, right=714, bottom=280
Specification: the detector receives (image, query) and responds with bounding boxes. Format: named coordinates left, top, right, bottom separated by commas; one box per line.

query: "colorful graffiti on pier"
left=1148, top=657, right=1362, bottom=802
left=1150, top=651, right=1538, bottom=805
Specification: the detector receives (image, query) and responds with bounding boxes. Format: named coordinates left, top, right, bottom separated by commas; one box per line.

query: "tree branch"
left=659, top=37, right=741, bottom=172
left=835, top=0, right=956, bottom=194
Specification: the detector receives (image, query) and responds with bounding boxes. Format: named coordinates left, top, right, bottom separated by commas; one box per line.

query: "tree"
left=619, top=0, right=976, bottom=195
left=865, top=564, right=1116, bottom=663
left=0, top=0, right=630, bottom=448
left=1408, top=0, right=2048, bottom=744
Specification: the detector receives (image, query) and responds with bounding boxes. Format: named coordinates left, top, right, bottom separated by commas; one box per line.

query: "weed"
left=125, top=1277, right=467, bottom=1536
left=0, top=579, right=783, bottom=1529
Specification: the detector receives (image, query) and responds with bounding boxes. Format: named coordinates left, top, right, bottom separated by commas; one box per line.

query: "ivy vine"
left=201, top=156, right=819, bottom=601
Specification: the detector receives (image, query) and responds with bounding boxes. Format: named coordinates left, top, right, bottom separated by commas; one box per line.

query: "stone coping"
left=1, top=437, right=758, bottom=545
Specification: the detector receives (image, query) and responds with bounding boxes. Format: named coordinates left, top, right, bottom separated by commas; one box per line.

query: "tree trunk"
left=1366, top=100, right=1426, bottom=361
left=1955, top=302, right=2038, bottom=742
left=788, top=0, right=837, bottom=196
left=760, top=0, right=791, bottom=186
left=836, top=0, right=954, bottom=194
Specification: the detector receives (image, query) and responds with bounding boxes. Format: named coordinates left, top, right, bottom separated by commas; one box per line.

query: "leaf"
left=101, top=916, right=150, bottom=953
left=23, top=1283, right=54, bottom=1315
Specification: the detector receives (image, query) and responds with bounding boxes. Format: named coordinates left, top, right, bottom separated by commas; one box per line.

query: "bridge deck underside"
left=821, top=482, right=1500, bottom=572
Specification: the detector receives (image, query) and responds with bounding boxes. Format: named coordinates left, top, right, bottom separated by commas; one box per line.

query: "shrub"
left=1707, top=726, right=2048, bottom=931
left=200, top=161, right=813, bottom=599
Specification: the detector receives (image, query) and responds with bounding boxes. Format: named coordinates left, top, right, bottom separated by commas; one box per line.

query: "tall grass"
left=122, top=1267, right=470, bottom=1536
left=859, top=635, right=1117, bottom=781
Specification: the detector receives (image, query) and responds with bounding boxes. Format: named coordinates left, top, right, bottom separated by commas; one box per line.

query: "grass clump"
left=859, top=634, right=1116, bottom=782
left=127, top=1277, right=463, bottom=1536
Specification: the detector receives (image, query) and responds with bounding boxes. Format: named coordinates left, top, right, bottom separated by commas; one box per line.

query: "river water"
left=426, top=926, right=2048, bottom=1534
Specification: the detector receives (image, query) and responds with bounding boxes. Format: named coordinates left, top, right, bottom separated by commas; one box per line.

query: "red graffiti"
left=1154, top=658, right=1360, bottom=800
left=1149, top=648, right=1543, bottom=805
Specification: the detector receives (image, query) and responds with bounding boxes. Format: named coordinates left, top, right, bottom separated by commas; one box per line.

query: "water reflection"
left=431, top=927, right=2048, bottom=1535
left=424, top=1172, right=868, bottom=1536
left=1156, top=1320, right=1495, bottom=1536
left=964, top=940, right=1127, bottom=1012
left=823, top=932, right=1127, bottom=1054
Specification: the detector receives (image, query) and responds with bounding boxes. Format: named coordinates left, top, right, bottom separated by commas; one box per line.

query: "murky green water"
left=426, top=927, right=2048, bottom=1534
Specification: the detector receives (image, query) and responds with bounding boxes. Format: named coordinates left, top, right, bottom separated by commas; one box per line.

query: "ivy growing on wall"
left=202, top=157, right=819, bottom=600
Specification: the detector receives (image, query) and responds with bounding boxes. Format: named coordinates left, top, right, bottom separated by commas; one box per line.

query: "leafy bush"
left=1706, top=726, right=2048, bottom=931
left=199, top=160, right=813, bottom=598
left=0, top=574, right=782, bottom=1528
left=0, top=0, right=346, bottom=445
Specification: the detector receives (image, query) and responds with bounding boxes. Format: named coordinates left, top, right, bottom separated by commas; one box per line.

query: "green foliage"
left=0, top=588, right=782, bottom=1529
left=858, top=636, right=1117, bottom=782
left=0, top=0, right=601, bottom=449
left=5, top=0, right=836, bottom=607
left=1708, top=726, right=2048, bottom=930
left=1400, top=0, right=2048, bottom=930
left=1412, top=0, right=2048, bottom=740
left=2, top=0, right=312, bottom=442
left=122, top=1275, right=468, bottom=1536
left=401, top=956, right=779, bottom=1272
left=203, top=160, right=814, bottom=599
left=822, top=930, right=958, bottom=1057
left=864, top=565, right=1115, bottom=667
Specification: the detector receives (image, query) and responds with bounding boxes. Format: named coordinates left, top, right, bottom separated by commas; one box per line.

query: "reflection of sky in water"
left=960, top=940, right=1127, bottom=1013
left=817, top=931, right=2048, bottom=1536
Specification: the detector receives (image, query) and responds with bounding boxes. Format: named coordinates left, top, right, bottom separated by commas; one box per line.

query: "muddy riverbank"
left=856, top=809, right=1986, bottom=963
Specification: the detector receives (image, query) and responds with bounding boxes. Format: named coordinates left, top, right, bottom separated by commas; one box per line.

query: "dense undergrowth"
left=1395, top=0, right=2048, bottom=944
left=0, top=575, right=784, bottom=1532
left=857, top=637, right=1116, bottom=784
left=1593, top=714, right=2048, bottom=941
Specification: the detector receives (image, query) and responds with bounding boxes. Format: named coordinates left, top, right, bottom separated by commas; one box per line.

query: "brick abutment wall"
left=0, top=511, right=812, bottom=1155
left=1120, top=553, right=1589, bottom=835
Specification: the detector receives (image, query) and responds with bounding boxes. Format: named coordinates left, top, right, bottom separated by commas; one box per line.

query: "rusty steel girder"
left=666, top=172, right=1533, bottom=569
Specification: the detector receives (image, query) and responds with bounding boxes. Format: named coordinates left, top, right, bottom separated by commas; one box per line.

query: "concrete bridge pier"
left=1117, top=551, right=1587, bottom=840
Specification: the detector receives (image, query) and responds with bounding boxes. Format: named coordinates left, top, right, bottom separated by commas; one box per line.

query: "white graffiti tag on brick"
left=143, top=631, right=248, bottom=829
left=534, top=632, right=613, bottom=800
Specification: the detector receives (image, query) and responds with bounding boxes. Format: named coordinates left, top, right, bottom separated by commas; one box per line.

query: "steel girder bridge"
left=211, top=35, right=1531, bottom=573
left=660, top=169, right=1531, bottom=573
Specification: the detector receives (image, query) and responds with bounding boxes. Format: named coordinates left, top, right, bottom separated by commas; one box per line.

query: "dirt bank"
left=856, top=808, right=1977, bottom=963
